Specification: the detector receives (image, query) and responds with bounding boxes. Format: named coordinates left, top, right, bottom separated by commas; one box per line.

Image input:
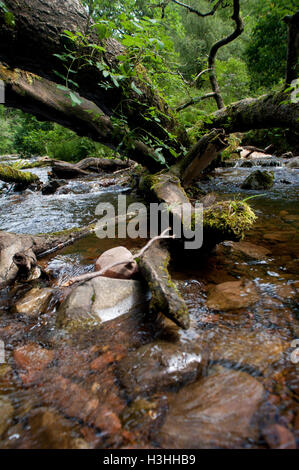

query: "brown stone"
left=206, top=280, right=259, bottom=310
left=209, top=329, right=287, bottom=373
left=157, top=366, right=264, bottom=449
left=117, top=341, right=203, bottom=397
left=262, top=424, right=296, bottom=449
left=15, top=288, right=53, bottom=317
left=215, top=241, right=271, bottom=260
left=14, top=343, right=54, bottom=383
left=95, top=246, right=138, bottom=280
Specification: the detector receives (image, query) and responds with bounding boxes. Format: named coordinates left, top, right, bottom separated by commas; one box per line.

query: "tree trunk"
left=203, top=90, right=299, bottom=134
left=0, top=223, right=97, bottom=285
left=0, top=0, right=189, bottom=164
left=283, top=11, right=299, bottom=85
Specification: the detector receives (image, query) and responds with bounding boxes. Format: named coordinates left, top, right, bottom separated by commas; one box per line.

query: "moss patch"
left=0, top=164, right=40, bottom=185
left=202, top=200, right=257, bottom=240
left=241, top=170, right=274, bottom=190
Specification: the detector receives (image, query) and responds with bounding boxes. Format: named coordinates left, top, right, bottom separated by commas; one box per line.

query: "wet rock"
left=14, top=288, right=53, bottom=317
left=286, top=157, right=299, bottom=168
left=157, top=366, right=264, bottom=449
left=95, top=246, right=138, bottom=280
left=41, top=180, right=63, bottom=195
left=39, top=374, right=123, bottom=437
left=121, top=396, right=167, bottom=439
left=117, top=341, right=202, bottom=397
left=209, top=329, right=287, bottom=374
left=241, top=170, right=274, bottom=190
left=0, top=396, right=14, bottom=437
left=206, top=280, right=259, bottom=311
left=27, top=407, right=87, bottom=449
left=274, top=284, right=297, bottom=299
left=240, top=160, right=253, bottom=168
left=57, top=277, right=149, bottom=329
left=14, top=343, right=55, bottom=384
left=262, top=424, right=296, bottom=449
left=215, top=240, right=271, bottom=260
left=281, top=152, right=294, bottom=159
left=263, top=231, right=296, bottom=242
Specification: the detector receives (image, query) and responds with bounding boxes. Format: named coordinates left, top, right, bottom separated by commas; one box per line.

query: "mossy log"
left=171, top=129, right=227, bottom=186
left=138, top=241, right=190, bottom=330
left=204, top=89, right=299, bottom=134
left=139, top=171, right=256, bottom=247
left=0, top=163, right=41, bottom=188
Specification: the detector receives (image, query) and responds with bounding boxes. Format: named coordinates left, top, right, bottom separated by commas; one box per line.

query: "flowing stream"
left=0, top=155, right=298, bottom=449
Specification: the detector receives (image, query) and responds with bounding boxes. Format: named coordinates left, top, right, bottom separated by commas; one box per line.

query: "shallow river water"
left=0, top=156, right=298, bottom=449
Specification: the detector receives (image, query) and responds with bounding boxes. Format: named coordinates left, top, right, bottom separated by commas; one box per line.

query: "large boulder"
left=57, top=277, right=149, bottom=329
left=95, top=246, right=138, bottom=280
left=157, top=366, right=264, bottom=449
left=241, top=170, right=274, bottom=190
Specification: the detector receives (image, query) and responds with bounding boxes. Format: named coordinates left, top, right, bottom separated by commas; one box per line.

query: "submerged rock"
left=57, top=277, right=149, bottom=329
left=26, top=407, right=89, bottom=449
left=262, top=424, right=296, bottom=449
left=0, top=397, right=14, bottom=438
left=117, top=341, right=202, bottom=397
left=209, top=329, right=287, bottom=373
left=206, top=280, right=259, bottom=311
left=95, top=246, right=138, bottom=280
left=14, top=288, right=53, bottom=317
left=241, top=170, right=274, bottom=190
left=215, top=240, right=271, bottom=260
left=157, top=366, right=264, bottom=449
left=286, top=157, right=299, bottom=168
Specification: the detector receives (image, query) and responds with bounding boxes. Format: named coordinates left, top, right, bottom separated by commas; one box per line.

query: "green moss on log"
left=0, top=164, right=40, bottom=186
left=202, top=200, right=256, bottom=240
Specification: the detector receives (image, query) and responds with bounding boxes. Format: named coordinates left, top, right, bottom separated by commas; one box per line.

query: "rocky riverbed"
left=0, top=154, right=298, bottom=449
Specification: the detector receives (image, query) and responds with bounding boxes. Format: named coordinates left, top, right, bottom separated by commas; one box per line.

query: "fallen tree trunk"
left=75, top=157, right=130, bottom=173
left=204, top=90, right=299, bottom=134
left=50, top=161, right=93, bottom=179
left=0, top=224, right=96, bottom=285
left=0, top=163, right=41, bottom=188
left=0, top=64, right=170, bottom=172
left=0, top=0, right=188, bottom=166
left=50, top=157, right=130, bottom=179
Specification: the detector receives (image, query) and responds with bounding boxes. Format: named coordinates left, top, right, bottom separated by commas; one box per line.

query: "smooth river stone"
left=57, top=277, right=149, bottom=329
left=157, top=366, right=264, bottom=449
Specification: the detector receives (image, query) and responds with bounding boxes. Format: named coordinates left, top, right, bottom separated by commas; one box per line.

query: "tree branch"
left=176, top=92, right=216, bottom=111
left=171, top=0, right=225, bottom=18
left=208, top=0, right=244, bottom=109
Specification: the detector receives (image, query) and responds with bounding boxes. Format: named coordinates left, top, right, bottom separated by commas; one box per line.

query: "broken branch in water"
left=61, top=228, right=176, bottom=287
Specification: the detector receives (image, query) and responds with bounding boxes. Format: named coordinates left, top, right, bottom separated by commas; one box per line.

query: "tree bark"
left=0, top=224, right=97, bottom=285
left=0, top=64, right=164, bottom=172
left=203, top=90, right=299, bottom=134
left=283, top=11, right=299, bottom=85
left=0, top=0, right=188, bottom=162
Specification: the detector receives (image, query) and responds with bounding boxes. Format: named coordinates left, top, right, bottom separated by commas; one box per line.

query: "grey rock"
left=57, top=276, right=149, bottom=329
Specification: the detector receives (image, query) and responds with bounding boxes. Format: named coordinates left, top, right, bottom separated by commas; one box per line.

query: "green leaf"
left=131, top=82, right=143, bottom=96
left=69, top=91, right=82, bottom=107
